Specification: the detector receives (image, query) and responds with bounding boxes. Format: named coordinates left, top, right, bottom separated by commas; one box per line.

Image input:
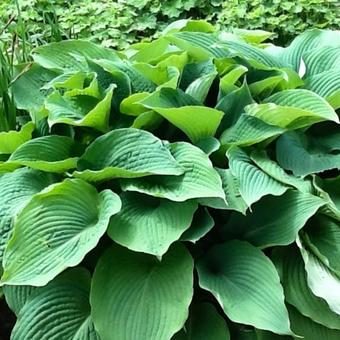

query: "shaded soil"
left=0, top=299, right=15, bottom=340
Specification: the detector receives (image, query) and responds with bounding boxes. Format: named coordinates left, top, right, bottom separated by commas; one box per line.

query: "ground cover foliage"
left=0, top=19, right=340, bottom=339
left=0, top=0, right=339, bottom=51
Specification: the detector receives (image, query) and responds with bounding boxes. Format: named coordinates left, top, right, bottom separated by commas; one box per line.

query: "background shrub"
left=1, top=0, right=339, bottom=51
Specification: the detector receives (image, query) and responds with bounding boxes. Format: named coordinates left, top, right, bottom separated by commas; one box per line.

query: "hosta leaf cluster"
left=1, top=20, right=340, bottom=339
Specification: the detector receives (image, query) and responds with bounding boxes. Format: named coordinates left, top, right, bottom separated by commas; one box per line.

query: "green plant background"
left=1, top=0, right=339, bottom=51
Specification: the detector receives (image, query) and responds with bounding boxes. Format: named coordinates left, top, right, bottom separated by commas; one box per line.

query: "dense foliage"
left=1, top=0, right=339, bottom=51
left=1, top=19, right=340, bottom=339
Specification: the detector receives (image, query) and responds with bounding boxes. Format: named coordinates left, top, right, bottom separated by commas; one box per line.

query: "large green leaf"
left=33, top=40, right=120, bottom=71
left=250, top=150, right=312, bottom=193
left=246, top=89, right=339, bottom=129
left=3, top=285, right=36, bottom=316
left=45, top=86, right=114, bottom=132
left=74, top=128, right=183, bottom=182
left=220, top=114, right=285, bottom=147
left=0, top=122, right=35, bottom=154
left=0, top=168, right=57, bottom=269
left=273, top=246, right=340, bottom=330
left=199, top=168, right=247, bottom=213
left=6, top=135, right=79, bottom=173
left=276, top=131, right=340, bottom=177
left=196, top=240, right=292, bottom=335
left=108, top=192, right=197, bottom=256
left=304, top=70, right=340, bottom=109
left=90, top=243, right=194, bottom=340
left=173, top=302, right=230, bottom=340
left=180, top=207, right=215, bottom=243
left=304, top=215, right=340, bottom=275
left=304, top=47, right=340, bottom=77
left=139, top=88, right=224, bottom=142
left=121, top=142, right=226, bottom=204
left=12, top=63, right=58, bottom=113
left=11, top=268, right=99, bottom=340
left=272, top=29, right=340, bottom=71
left=1, top=178, right=121, bottom=286
left=227, top=147, right=287, bottom=207
left=224, top=190, right=324, bottom=248
left=288, top=304, right=340, bottom=340
left=298, top=239, right=340, bottom=316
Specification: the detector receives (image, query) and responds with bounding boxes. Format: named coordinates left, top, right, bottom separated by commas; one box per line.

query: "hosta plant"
left=1, top=20, right=340, bottom=339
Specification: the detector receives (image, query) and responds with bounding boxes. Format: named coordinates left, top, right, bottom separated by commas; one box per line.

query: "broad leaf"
left=196, top=240, right=292, bottom=335
left=121, top=142, right=226, bottom=204
left=0, top=168, right=57, bottom=268
left=3, top=285, right=36, bottom=316
left=273, top=246, right=340, bottom=330
left=276, top=131, right=340, bottom=177
left=0, top=122, right=35, bottom=154
left=224, top=190, right=324, bottom=248
left=288, top=304, right=340, bottom=340
left=75, top=128, right=183, bottom=182
left=45, top=86, right=114, bottom=132
left=173, top=302, right=230, bottom=340
left=227, top=147, right=287, bottom=207
left=7, top=135, right=80, bottom=173
left=246, top=89, right=339, bottom=129
left=1, top=179, right=121, bottom=286
left=304, top=215, right=340, bottom=275
left=139, top=88, right=224, bottom=142
left=108, top=192, right=197, bottom=256
left=298, top=239, right=340, bottom=316
left=11, top=268, right=99, bottom=340
left=90, top=243, right=193, bottom=340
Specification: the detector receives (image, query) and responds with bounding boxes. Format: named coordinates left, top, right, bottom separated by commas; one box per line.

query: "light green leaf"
left=220, top=114, right=285, bottom=147
left=7, top=135, right=79, bottom=173
left=180, top=207, right=214, bottom=243
left=139, top=88, right=224, bottom=142
left=227, top=147, right=287, bottom=207
left=120, top=92, right=150, bottom=116
left=11, top=268, right=99, bottom=340
left=299, top=239, right=340, bottom=316
left=224, top=190, right=325, bottom=248
left=173, top=302, right=230, bottom=340
left=0, top=122, right=35, bottom=154
left=121, top=142, right=226, bottom=203
left=90, top=243, right=194, bottom=340
left=194, top=137, right=220, bottom=155
left=233, top=28, right=274, bottom=44
left=1, top=178, right=121, bottom=286
left=74, top=128, right=183, bottom=182
left=276, top=131, right=340, bottom=177
left=45, top=85, right=114, bottom=132
left=108, top=192, right=197, bottom=256
left=0, top=168, right=57, bottom=269
left=185, top=72, right=217, bottom=103
left=288, top=304, right=340, bottom=340
left=273, top=246, right=340, bottom=330
left=246, top=89, right=339, bottom=129
left=196, top=240, right=292, bottom=335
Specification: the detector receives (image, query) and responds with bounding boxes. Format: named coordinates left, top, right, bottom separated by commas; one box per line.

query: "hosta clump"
left=1, top=20, right=340, bottom=339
